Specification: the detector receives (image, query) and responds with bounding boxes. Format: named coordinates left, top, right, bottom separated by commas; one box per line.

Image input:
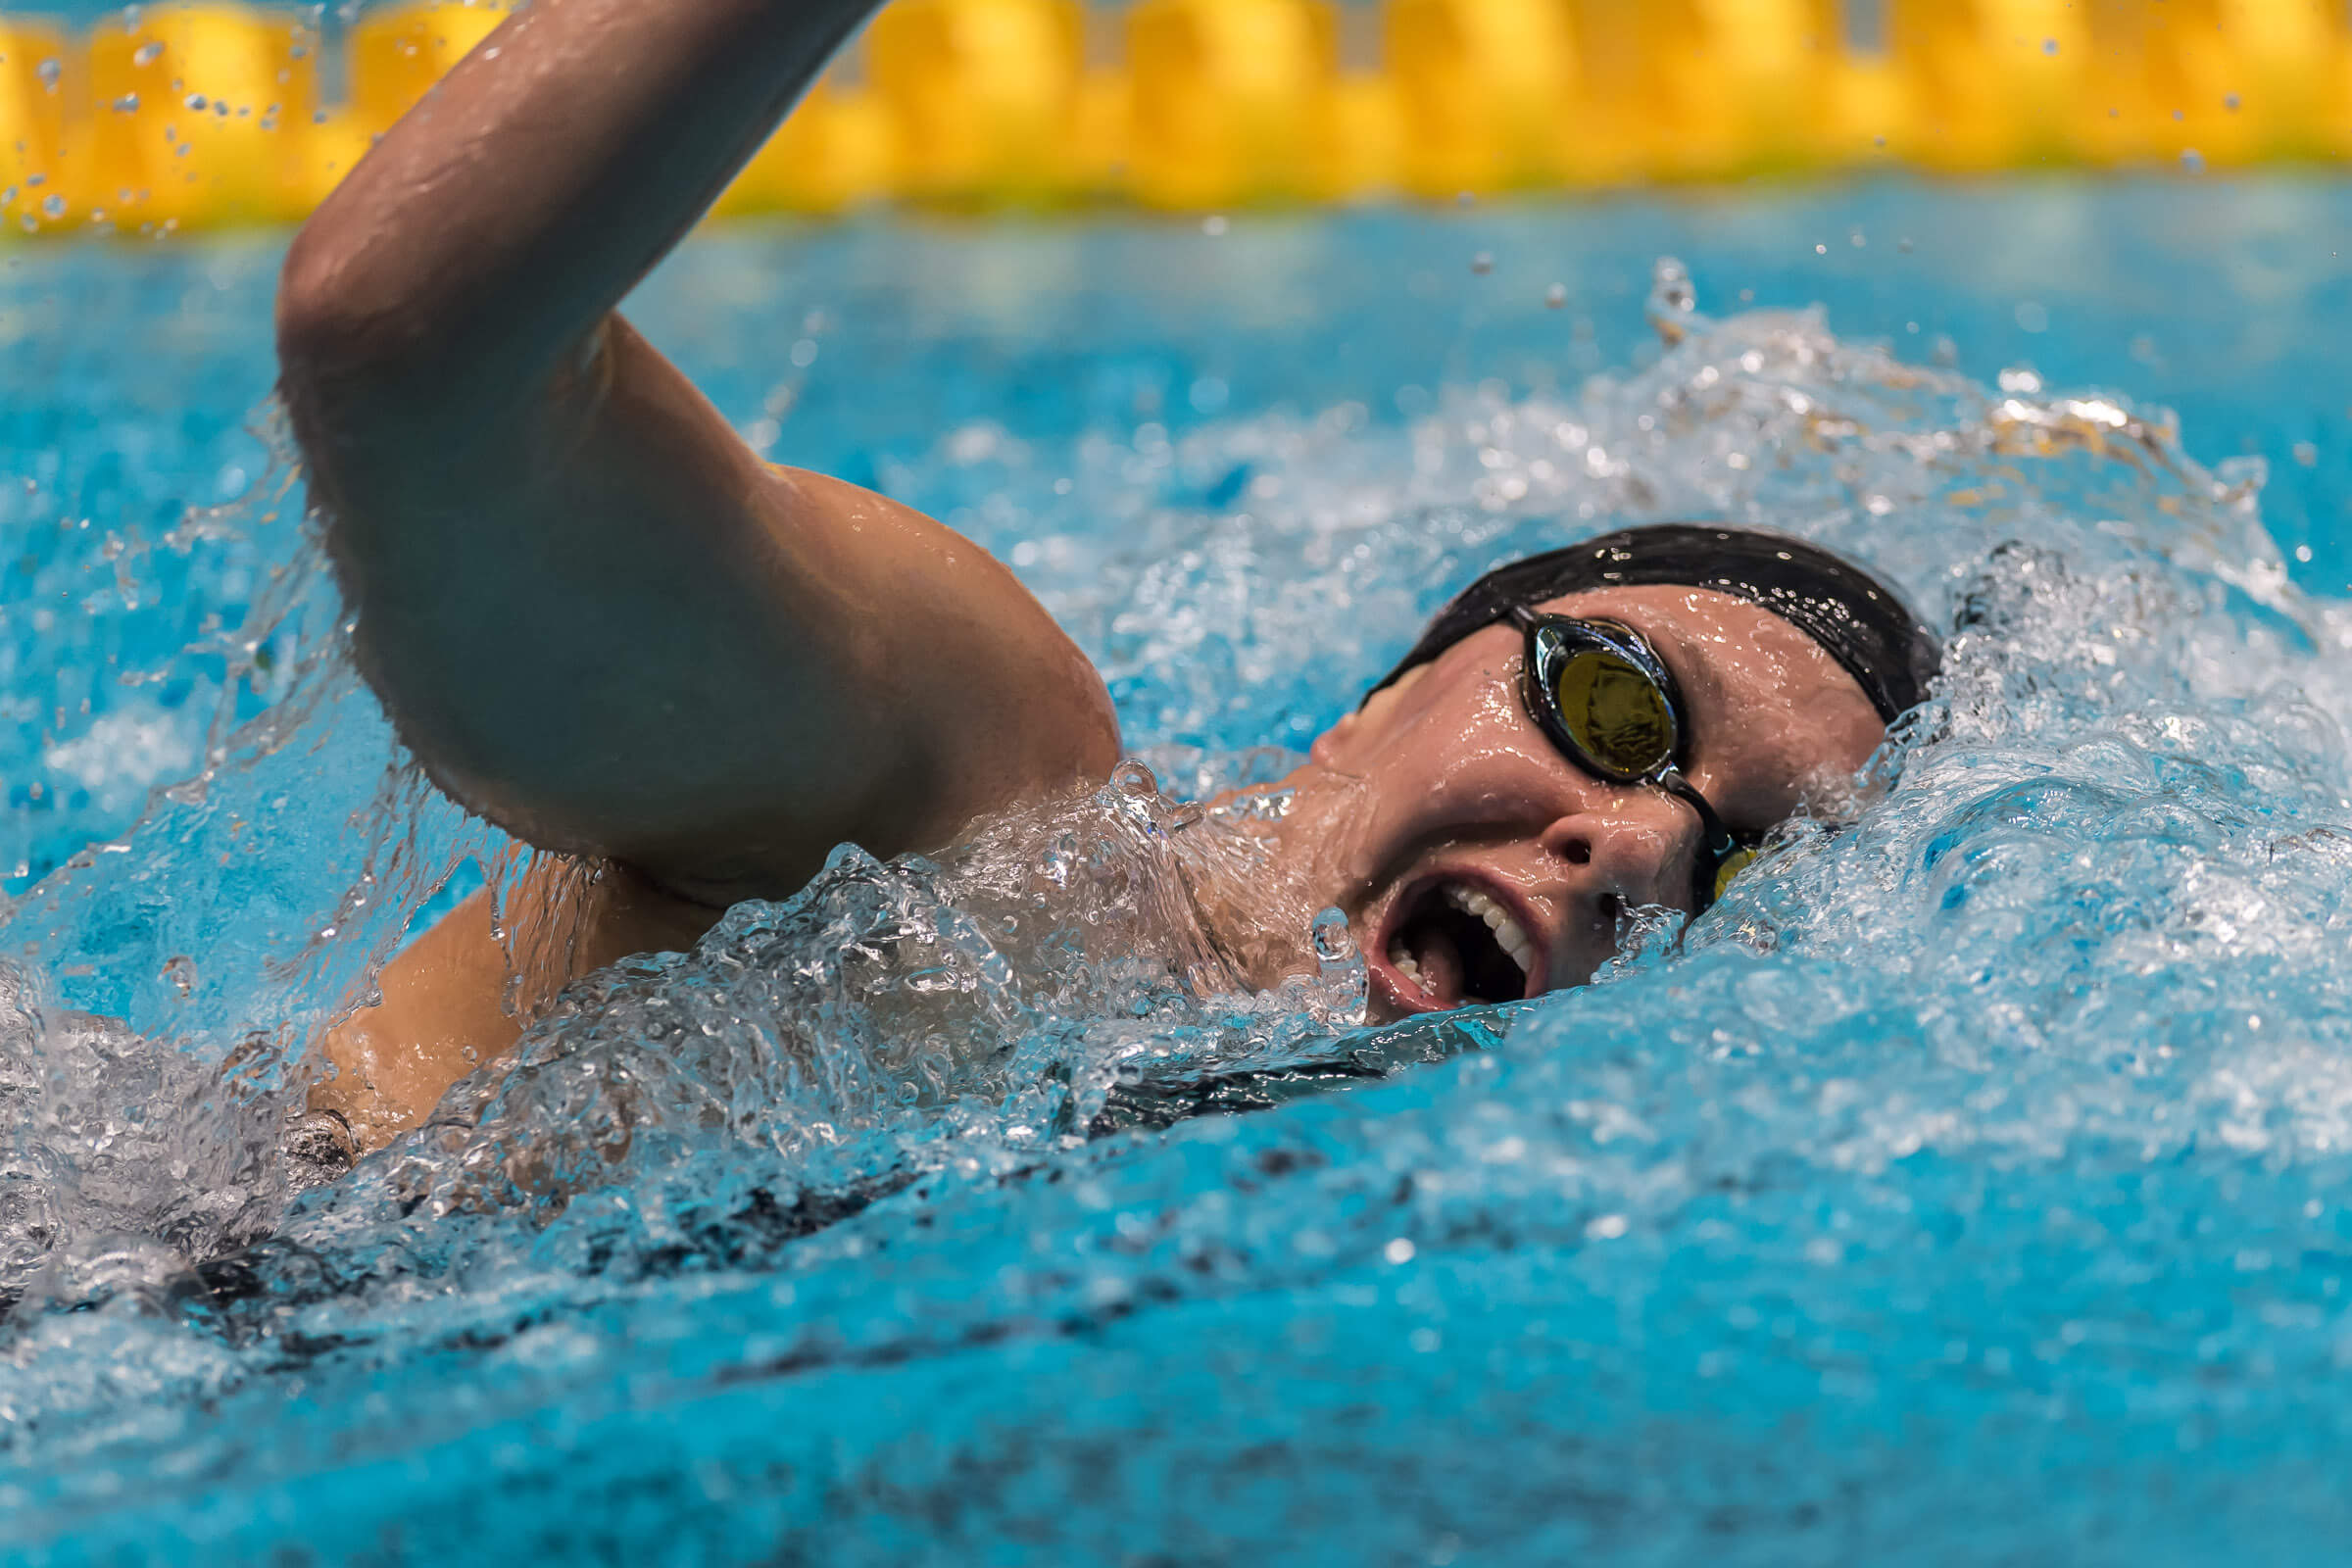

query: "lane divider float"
left=2, top=0, right=2348, bottom=234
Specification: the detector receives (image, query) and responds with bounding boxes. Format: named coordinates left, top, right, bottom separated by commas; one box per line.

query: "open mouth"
left=1378, top=879, right=1542, bottom=1010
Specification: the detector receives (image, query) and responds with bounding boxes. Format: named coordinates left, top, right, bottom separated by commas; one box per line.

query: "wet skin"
left=273, top=0, right=1889, bottom=1146
left=318, top=579, right=1887, bottom=1146
left=1259, top=584, right=1887, bottom=1022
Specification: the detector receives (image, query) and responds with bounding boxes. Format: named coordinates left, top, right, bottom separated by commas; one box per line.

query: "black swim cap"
left=1367, top=523, right=1940, bottom=725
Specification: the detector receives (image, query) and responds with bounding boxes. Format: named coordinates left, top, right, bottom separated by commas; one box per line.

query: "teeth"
left=1442, top=883, right=1537, bottom=981
left=1386, top=938, right=1423, bottom=986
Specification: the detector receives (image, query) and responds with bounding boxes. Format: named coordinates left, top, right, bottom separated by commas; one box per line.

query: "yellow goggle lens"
left=1553, top=648, right=1675, bottom=778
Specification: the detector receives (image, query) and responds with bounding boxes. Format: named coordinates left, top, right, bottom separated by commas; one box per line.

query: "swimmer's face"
left=1283, top=585, right=1886, bottom=1022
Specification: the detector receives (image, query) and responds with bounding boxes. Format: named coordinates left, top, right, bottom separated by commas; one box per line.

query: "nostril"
left=1560, top=837, right=1592, bottom=866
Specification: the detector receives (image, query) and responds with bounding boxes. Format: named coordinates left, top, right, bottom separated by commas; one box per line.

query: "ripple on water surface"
left=7, top=209, right=2352, bottom=1562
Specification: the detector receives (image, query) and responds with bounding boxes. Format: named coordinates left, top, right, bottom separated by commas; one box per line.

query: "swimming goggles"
left=1507, top=607, right=1760, bottom=912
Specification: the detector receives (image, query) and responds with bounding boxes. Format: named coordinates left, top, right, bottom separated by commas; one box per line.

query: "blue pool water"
left=8, top=177, right=2352, bottom=1561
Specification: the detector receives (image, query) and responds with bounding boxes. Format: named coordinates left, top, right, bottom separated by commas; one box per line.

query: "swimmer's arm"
left=274, top=0, right=1119, bottom=902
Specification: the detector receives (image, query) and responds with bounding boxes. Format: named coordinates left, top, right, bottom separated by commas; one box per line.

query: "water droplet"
left=1469, top=251, right=1494, bottom=275
left=133, top=40, right=162, bottom=66
left=1310, top=906, right=1353, bottom=969
left=1646, top=256, right=1696, bottom=341
left=1544, top=282, right=1566, bottom=309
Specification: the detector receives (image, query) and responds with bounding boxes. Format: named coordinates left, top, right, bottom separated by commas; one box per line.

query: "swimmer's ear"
left=1345, top=662, right=1433, bottom=732
left=1310, top=708, right=1362, bottom=763
left=1314, top=663, right=1430, bottom=761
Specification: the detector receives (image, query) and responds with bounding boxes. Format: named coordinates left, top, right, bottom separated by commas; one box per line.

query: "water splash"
left=12, top=270, right=2352, bottom=1559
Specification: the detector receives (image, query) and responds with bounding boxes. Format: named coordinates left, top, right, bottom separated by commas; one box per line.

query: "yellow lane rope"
left=3, top=0, right=2348, bottom=235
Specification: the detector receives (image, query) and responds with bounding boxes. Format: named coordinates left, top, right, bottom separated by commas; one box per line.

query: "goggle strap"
left=1655, top=768, right=1736, bottom=859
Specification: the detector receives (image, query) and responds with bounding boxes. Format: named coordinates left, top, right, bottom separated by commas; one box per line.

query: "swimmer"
left=273, top=0, right=1940, bottom=1151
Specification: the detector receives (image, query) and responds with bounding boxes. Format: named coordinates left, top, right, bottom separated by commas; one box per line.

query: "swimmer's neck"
left=1175, top=764, right=1360, bottom=997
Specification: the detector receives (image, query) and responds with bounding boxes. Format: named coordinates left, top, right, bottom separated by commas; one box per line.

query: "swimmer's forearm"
left=277, top=0, right=872, bottom=413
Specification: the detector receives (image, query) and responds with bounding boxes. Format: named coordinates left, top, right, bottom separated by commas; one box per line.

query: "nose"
left=1539, top=798, right=1690, bottom=910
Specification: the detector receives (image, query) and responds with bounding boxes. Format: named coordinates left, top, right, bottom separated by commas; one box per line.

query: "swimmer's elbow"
left=275, top=220, right=413, bottom=388
left=274, top=218, right=520, bottom=432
